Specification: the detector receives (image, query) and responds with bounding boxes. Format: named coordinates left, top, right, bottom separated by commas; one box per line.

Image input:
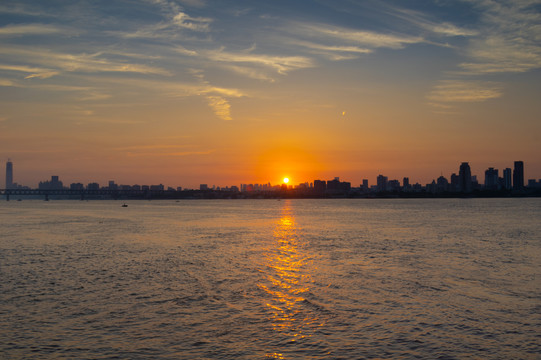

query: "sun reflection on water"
left=259, top=201, right=321, bottom=352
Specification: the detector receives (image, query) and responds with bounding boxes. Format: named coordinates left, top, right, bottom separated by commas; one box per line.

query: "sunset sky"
left=1, top=0, right=540, bottom=188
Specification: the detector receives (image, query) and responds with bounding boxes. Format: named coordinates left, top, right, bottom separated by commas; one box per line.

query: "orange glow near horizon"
left=253, top=144, right=327, bottom=186
left=283, top=177, right=289, bottom=184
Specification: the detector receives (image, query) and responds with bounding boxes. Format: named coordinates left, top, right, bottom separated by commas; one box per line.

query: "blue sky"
left=1, top=0, right=540, bottom=187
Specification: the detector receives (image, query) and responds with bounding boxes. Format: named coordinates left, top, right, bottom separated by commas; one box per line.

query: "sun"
left=283, top=177, right=290, bottom=184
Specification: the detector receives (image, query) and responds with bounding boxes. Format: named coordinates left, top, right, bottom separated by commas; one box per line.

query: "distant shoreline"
left=2, top=188, right=540, bottom=201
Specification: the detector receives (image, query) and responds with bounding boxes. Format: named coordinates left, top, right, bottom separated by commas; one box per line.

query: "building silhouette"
left=38, top=176, right=64, bottom=190
left=458, top=162, right=472, bottom=193
left=376, top=175, right=388, bottom=192
left=503, top=168, right=512, bottom=190
left=513, top=161, right=524, bottom=190
left=484, top=167, right=499, bottom=190
left=313, top=180, right=326, bottom=193
left=5, top=160, right=13, bottom=189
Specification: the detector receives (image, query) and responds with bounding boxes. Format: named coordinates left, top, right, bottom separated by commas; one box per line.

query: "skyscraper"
left=5, top=160, right=13, bottom=189
left=503, top=168, right=512, bottom=190
left=513, top=161, right=524, bottom=190
left=484, top=167, right=499, bottom=190
left=458, top=162, right=472, bottom=193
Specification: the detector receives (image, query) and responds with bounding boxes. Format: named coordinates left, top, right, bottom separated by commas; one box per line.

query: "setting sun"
left=283, top=177, right=290, bottom=184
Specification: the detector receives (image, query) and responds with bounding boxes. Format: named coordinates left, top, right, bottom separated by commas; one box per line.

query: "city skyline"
left=3, top=158, right=539, bottom=192
left=1, top=1, right=540, bottom=187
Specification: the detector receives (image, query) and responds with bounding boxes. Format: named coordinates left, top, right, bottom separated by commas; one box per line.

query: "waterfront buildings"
left=5, top=160, right=13, bottom=189
left=3, top=159, right=540, bottom=198
left=513, top=161, right=524, bottom=190
left=459, top=162, right=473, bottom=193
left=484, top=167, right=499, bottom=190
left=503, top=168, right=512, bottom=190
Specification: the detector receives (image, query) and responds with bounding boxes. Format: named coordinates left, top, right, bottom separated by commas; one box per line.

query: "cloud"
left=97, top=73, right=245, bottom=121
left=115, top=6, right=212, bottom=39
left=24, top=72, right=60, bottom=79
left=0, top=64, right=59, bottom=79
left=205, top=47, right=314, bottom=74
left=427, top=80, right=503, bottom=103
left=0, top=78, right=17, bottom=86
left=172, top=11, right=212, bottom=32
left=459, top=0, right=541, bottom=75
left=1, top=46, right=171, bottom=76
left=287, top=40, right=373, bottom=60
left=0, top=23, right=62, bottom=36
left=194, top=75, right=245, bottom=120
left=293, top=23, right=424, bottom=49
left=221, top=64, right=276, bottom=82
left=205, top=95, right=233, bottom=120
left=425, top=1, right=541, bottom=107
left=383, top=7, right=479, bottom=38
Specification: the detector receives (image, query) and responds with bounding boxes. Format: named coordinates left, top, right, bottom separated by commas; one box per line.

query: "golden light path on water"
left=259, top=201, right=324, bottom=359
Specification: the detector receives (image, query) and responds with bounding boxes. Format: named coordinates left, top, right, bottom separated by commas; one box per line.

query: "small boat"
left=121, top=203, right=128, bottom=207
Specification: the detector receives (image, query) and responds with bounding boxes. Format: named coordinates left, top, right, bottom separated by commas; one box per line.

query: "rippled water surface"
left=1, top=198, right=540, bottom=359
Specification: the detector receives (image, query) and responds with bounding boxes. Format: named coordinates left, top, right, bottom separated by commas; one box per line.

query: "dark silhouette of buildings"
left=39, top=176, right=64, bottom=190
left=377, top=175, right=388, bottom=192
left=459, top=162, right=473, bottom=193
left=484, top=167, right=499, bottom=190
left=3, top=159, right=540, bottom=200
left=513, top=161, right=524, bottom=190
left=313, top=180, right=326, bottom=193
left=503, top=168, right=512, bottom=190
left=5, top=160, right=13, bottom=189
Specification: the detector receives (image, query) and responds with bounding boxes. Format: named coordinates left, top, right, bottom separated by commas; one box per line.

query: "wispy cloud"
left=0, top=64, right=58, bottom=79
left=293, top=23, right=424, bottom=49
left=383, top=7, right=479, bottom=38
left=0, top=78, right=16, bottom=87
left=427, top=0, right=541, bottom=107
left=288, top=39, right=373, bottom=60
left=458, top=0, right=541, bottom=75
left=205, top=47, right=314, bottom=75
left=187, top=69, right=245, bottom=120
left=172, top=11, right=211, bottom=31
left=0, top=23, right=63, bottom=36
left=1, top=46, right=171, bottom=76
left=427, top=80, right=503, bottom=103
left=115, top=6, right=212, bottom=39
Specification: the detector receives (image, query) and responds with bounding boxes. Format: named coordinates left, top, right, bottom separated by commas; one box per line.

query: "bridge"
left=0, top=188, right=181, bottom=201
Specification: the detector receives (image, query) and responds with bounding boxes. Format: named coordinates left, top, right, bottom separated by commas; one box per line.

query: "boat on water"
left=122, top=203, right=128, bottom=207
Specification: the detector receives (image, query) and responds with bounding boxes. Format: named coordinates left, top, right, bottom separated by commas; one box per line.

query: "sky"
left=1, top=0, right=540, bottom=188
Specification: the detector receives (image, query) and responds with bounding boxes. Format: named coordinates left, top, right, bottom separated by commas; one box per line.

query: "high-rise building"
left=5, top=160, right=13, bottom=189
left=450, top=173, right=459, bottom=191
left=313, top=180, right=326, bottom=193
left=376, top=175, right=388, bottom=192
left=403, top=177, right=410, bottom=188
left=484, top=167, right=499, bottom=190
left=362, top=179, right=369, bottom=190
left=513, top=161, right=524, bottom=190
left=503, top=168, right=512, bottom=190
left=458, top=162, right=472, bottom=193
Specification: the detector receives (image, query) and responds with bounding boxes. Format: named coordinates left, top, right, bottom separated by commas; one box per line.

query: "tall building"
left=484, top=167, right=499, bottom=190
left=362, top=179, right=369, bottom=190
left=503, top=168, right=512, bottom=190
left=458, top=162, right=472, bottom=193
left=5, top=160, right=13, bottom=189
left=376, top=175, right=388, bottom=192
left=513, top=161, right=524, bottom=190
left=313, top=180, right=326, bottom=193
